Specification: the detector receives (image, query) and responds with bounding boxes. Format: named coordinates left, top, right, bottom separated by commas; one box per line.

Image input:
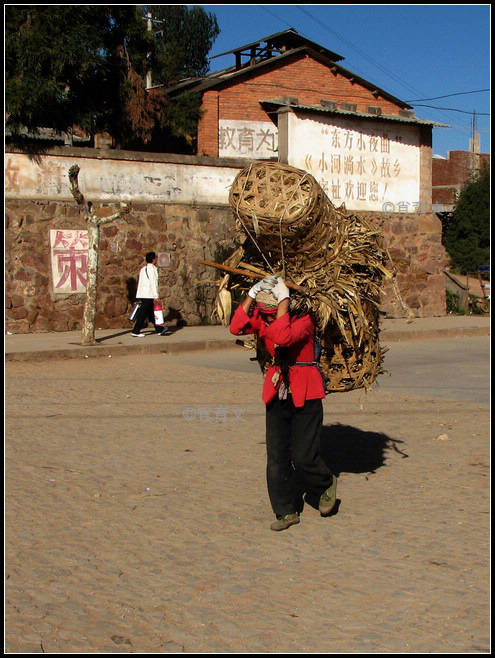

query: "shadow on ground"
left=320, top=423, right=408, bottom=477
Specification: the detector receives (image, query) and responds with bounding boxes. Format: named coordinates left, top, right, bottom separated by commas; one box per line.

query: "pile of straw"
left=225, top=161, right=394, bottom=392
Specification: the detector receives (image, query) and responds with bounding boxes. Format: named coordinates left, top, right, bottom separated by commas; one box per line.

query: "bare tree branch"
left=68, top=165, right=131, bottom=345
left=68, top=165, right=85, bottom=209
left=97, top=204, right=130, bottom=224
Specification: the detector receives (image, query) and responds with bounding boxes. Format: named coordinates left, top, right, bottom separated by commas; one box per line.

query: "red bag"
left=154, top=301, right=164, bottom=326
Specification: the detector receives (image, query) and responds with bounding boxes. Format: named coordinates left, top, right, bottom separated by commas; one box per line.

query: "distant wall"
left=5, top=147, right=447, bottom=334
left=432, top=150, right=490, bottom=210
left=278, top=107, right=433, bottom=213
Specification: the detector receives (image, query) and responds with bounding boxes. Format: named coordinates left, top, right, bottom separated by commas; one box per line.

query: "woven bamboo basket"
left=229, top=160, right=336, bottom=256
left=227, top=161, right=393, bottom=393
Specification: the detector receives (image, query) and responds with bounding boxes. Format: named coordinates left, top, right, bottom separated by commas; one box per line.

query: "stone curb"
left=4, top=339, right=235, bottom=363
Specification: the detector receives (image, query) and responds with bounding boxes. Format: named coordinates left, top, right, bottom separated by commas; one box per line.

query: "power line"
left=260, top=5, right=489, bottom=116
left=412, top=104, right=489, bottom=116
left=293, top=6, right=425, bottom=99
left=406, top=90, right=489, bottom=102
left=289, top=5, right=488, bottom=134
left=253, top=5, right=488, bottom=145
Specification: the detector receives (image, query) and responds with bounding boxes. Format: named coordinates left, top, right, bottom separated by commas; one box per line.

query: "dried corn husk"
left=213, top=274, right=232, bottom=326
left=226, top=161, right=394, bottom=392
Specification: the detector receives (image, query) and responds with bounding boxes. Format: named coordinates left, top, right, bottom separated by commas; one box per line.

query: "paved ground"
left=4, top=316, right=491, bottom=653
left=172, top=335, right=490, bottom=405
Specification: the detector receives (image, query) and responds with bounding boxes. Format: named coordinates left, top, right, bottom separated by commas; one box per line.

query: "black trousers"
left=265, top=395, right=334, bottom=517
left=132, top=298, right=161, bottom=334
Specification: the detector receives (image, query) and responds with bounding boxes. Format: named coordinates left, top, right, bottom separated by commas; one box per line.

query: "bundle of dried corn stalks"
left=218, top=161, right=395, bottom=392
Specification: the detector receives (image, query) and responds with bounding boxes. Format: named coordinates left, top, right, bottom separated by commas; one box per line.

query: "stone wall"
left=5, top=198, right=236, bottom=333
left=361, top=211, right=447, bottom=317
left=5, top=200, right=447, bottom=334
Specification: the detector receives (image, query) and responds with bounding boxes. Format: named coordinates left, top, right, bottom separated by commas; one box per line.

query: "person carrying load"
left=230, top=274, right=337, bottom=532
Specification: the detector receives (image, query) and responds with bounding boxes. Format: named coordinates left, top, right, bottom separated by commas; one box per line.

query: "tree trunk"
left=68, top=165, right=130, bottom=346
left=81, top=220, right=100, bottom=345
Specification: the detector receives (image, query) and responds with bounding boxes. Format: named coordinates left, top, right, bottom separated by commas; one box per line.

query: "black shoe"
left=160, top=326, right=172, bottom=335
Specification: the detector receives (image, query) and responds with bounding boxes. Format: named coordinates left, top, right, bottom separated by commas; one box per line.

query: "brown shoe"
left=319, top=478, right=337, bottom=516
left=270, top=512, right=300, bottom=531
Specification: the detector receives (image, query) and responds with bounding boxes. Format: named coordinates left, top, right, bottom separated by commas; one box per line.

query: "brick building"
left=165, top=29, right=451, bottom=318
left=432, top=149, right=490, bottom=212
left=167, top=29, right=443, bottom=166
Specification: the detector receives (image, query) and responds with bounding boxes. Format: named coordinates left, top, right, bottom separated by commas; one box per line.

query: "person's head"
left=255, top=290, right=278, bottom=323
left=145, top=251, right=157, bottom=263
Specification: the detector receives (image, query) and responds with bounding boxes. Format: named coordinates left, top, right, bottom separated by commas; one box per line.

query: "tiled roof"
left=260, top=99, right=449, bottom=128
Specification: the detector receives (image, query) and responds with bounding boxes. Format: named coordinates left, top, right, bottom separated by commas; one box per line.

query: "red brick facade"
left=432, top=150, right=490, bottom=207
left=197, top=51, right=407, bottom=157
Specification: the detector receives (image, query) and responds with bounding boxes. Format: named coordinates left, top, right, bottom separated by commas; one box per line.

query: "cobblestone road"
left=5, top=350, right=490, bottom=653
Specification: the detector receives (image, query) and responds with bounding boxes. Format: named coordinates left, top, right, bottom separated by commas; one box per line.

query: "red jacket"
left=230, top=305, right=325, bottom=407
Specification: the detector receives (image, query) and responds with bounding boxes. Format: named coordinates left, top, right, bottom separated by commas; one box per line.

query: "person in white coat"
left=132, top=252, right=170, bottom=337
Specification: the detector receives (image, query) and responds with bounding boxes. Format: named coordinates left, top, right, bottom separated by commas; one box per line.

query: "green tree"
left=142, top=5, right=220, bottom=151
left=5, top=5, right=219, bottom=151
left=5, top=6, right=111, bottom=140
left=146, top=5, right=219, bottom=83
left=94, top=6, right=160, bottom=149
left=445, top=164, right=490, bottom=274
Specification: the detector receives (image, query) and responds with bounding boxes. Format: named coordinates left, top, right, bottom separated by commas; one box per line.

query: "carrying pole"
left=198, top=259, right=304, bottom=291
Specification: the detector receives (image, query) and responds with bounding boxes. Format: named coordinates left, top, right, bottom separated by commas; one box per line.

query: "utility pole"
left=146, top=11, right=152, bottom=90
left=469, top=110, right=480, bottom=154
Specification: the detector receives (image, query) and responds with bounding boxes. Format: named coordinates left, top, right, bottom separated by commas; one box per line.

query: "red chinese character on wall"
left=50, top=229, right=89, bottom=293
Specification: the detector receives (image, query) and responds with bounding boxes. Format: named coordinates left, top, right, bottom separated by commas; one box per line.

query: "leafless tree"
left=68, top=164, right=130, bottom=345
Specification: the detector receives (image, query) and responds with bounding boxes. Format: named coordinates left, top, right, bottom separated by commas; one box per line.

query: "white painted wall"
left=218, top=119, right=278, bottom=159
left=285, top=111, right=422, bottom=213
left=5, top=152, right=240, bottom=204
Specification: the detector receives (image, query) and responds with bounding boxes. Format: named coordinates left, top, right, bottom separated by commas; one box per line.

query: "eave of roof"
left=165, top=46, right=414, bottom=111
left=260, top=99, right=449, bottom=128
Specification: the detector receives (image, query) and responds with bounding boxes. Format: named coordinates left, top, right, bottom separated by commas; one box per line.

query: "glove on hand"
left=248, top=275, right=278, bottom=299
left=271, top=276, right=290, bottom=303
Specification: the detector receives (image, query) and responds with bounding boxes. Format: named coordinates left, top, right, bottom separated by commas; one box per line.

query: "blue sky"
left=195, top=4, right=491, bottom=157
